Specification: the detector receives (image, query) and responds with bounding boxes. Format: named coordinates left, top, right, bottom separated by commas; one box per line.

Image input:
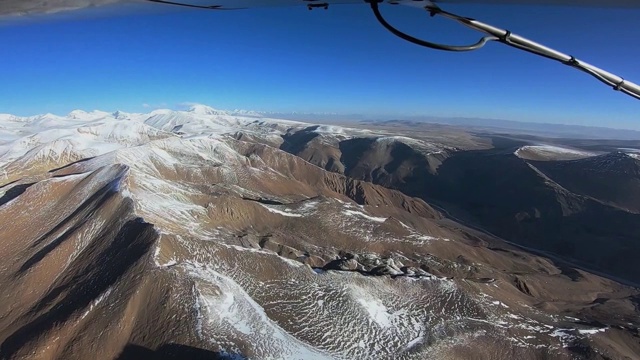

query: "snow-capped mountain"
left=0, top=106, right=638, bottom=359
left=0, top=106, right=306, bottom=179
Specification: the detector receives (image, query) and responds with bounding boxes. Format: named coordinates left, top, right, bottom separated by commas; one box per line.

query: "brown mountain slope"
left=0, top=114, right=638, bottom=359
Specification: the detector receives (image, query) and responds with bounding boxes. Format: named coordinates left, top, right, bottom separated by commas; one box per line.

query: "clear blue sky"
left=0, top=2, right=639, bottom=128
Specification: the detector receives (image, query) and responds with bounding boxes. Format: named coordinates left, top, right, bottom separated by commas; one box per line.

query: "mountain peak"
left=67, top=109, right=111, bottom=120
left=186, top=104, right=228, bottom=116
left=112, top=110, right=128, bottom=119
left=231, top=109, right=262, bottom=117
left=67, top=109, right=88, bottom=118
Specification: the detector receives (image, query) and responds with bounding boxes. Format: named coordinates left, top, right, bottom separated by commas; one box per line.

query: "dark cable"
left=145, top=0, right=640, bottom=100
left=372, top=1, right=640, bottom=100
left=146, top=0, right=222, bottom=10
left=421, top=4, right=640, bottom=100
left=369, top=1, right=498, bottom=52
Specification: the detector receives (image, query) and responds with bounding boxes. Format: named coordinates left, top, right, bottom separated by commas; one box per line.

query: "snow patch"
left=184, top=262, right=333, bottom=359
left=403, top=335, right=424, bottom=351
left=79, top=287, right=113, bottom=320
left=312, top=125, right=346, bottom=134
left=578, top=328, right=607, bottom=335
left=260, top=204, right=303, bottom=217
left=356, top=297, right=392, bottom=328
left=343, top=209, right=387, bottom=223
left=515, top=145, right=596, bottom=160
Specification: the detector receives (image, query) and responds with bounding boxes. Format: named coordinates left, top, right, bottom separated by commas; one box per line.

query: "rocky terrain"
left=282, top=121, right=640, bottom=286
left=0, top=106, right=638, bottom=359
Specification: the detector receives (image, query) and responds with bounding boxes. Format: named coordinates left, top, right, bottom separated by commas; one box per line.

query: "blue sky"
left=0, top=2, right=639, bottom=128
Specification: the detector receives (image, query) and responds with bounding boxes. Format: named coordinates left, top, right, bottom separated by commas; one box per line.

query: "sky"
left=0, top=2, right=639, bottom=128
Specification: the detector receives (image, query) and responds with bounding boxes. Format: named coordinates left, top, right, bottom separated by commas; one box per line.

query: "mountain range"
left=0, top=105, right=638, bottom=359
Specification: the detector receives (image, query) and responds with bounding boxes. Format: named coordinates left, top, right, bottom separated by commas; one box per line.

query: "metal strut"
left=369, top=0, right=640, bottom=101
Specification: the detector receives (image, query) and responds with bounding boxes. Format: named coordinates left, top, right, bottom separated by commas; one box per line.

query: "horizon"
left=4, top=103, right=640, bottom=139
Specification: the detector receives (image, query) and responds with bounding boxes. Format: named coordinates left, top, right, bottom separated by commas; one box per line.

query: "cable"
left=370, top=1, right=640, bottom=101
left=146, top=0, right=222, bottom=10
left=146, top=0, right=640, bottom=100
left=369, top=1, right=497, bottom=52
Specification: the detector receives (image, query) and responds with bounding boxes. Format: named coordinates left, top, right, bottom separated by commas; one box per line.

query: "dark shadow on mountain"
left=241, top=197, right=285, bottom=205
left=279, top=126, right=321, bottom=154
left=338, top=138, right=376, bottom=179
left=390, top=140, right=640, bottom=284
left=116, top=343, right=245, bottom=360
left=384, top=141, right=419, bottom=174
left=27, top=175, right=122, bottom=250
left=0, top=179, right=19, bottom=190
left=15, top=182, right=118, bottom=276
left=531, top=151, right=640, bottom=213
left=48, top=156, right=96, bottom=174
left=0, top=183, right=34, bottom=207
left=0, top=216, right=157, bottom=359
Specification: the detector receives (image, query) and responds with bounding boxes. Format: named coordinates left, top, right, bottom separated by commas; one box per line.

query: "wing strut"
left=369, top=0, right=640, bottom=101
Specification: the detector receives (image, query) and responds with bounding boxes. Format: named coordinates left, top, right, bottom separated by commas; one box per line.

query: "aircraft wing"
left=1, top=0, right=640, bottom=17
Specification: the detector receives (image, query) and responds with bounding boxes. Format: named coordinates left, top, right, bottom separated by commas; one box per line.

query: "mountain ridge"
left=0, top=106, right=638, bottom=359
